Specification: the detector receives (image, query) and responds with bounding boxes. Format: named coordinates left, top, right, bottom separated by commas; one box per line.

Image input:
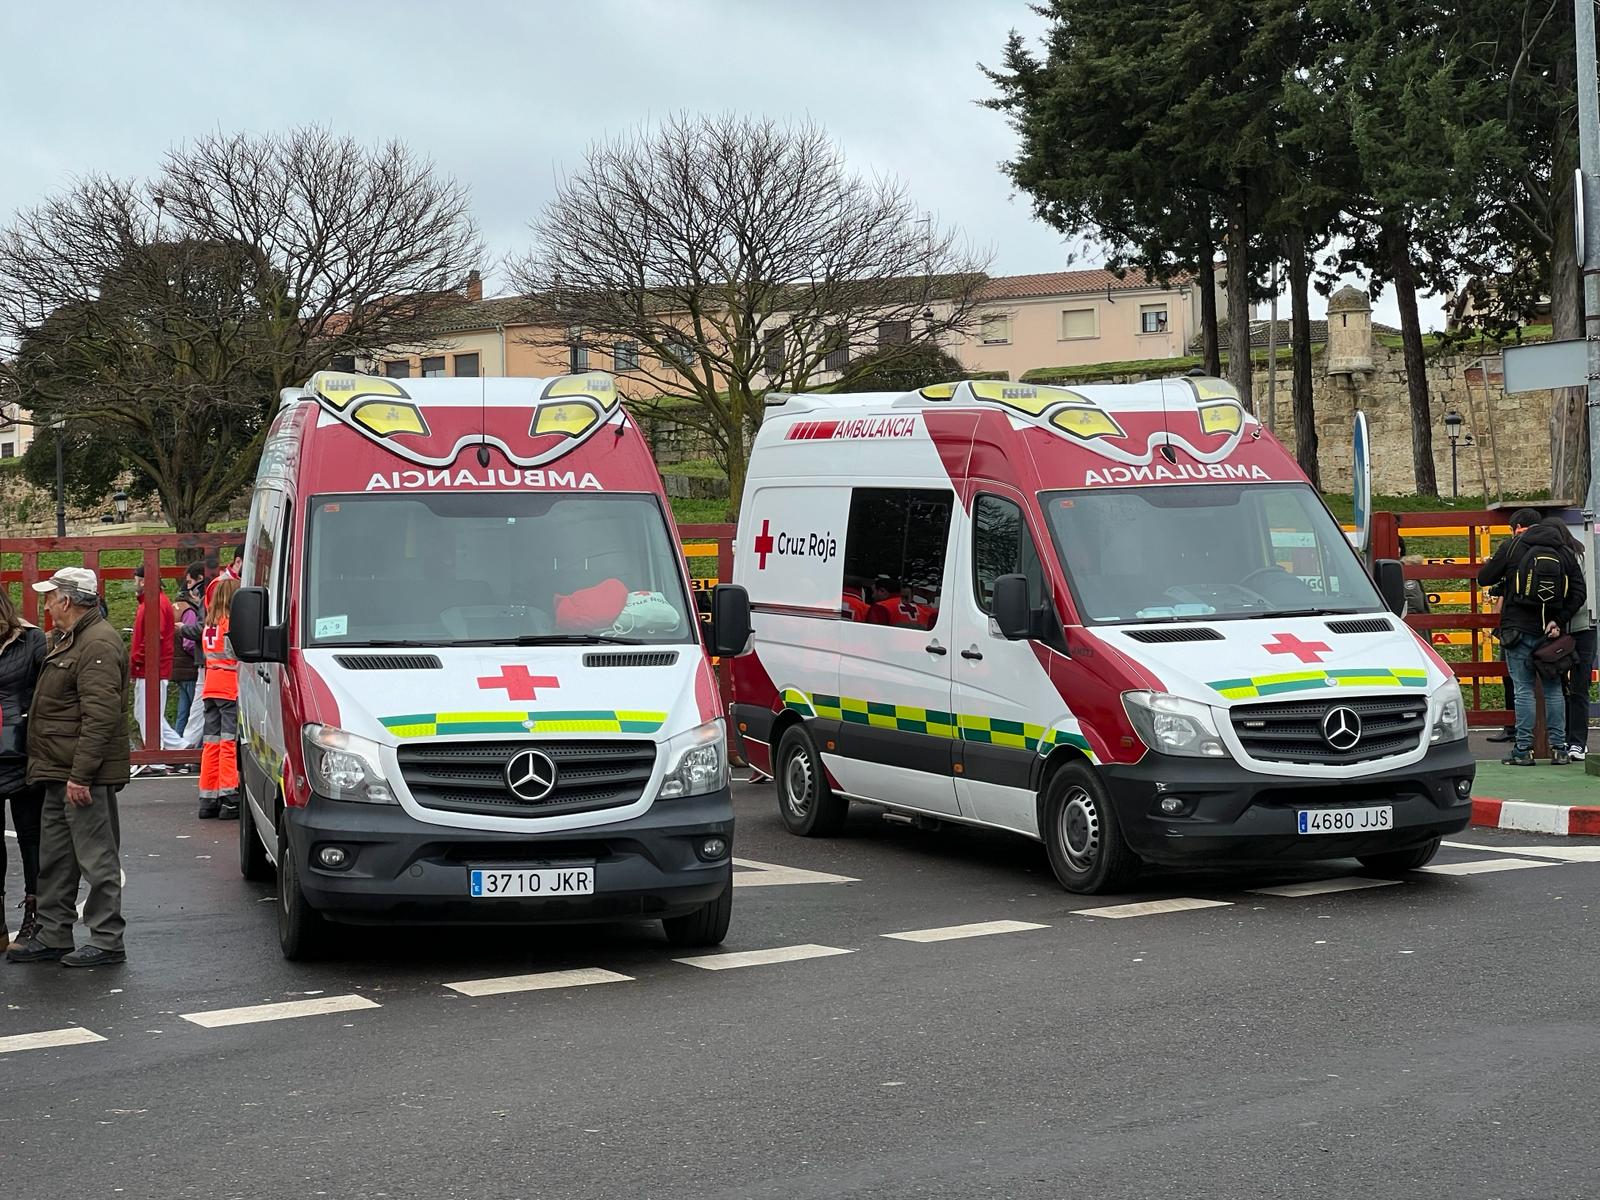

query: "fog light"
left=318, top=846, right=349, bottom=869
left=1158, top=796, right=1187, bottom=816
left=698, top=836, right=729, bottom=861
left=1455, top=778, right=1473, bottom=800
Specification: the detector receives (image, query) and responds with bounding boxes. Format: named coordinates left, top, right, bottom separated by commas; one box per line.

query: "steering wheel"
left=1238, top=567, right=1290, bottom=592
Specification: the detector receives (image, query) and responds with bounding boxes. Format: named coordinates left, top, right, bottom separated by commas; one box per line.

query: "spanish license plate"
left=1297, top=806, right=1393, bottom=835
left=469, top=867, right=595, bottom=897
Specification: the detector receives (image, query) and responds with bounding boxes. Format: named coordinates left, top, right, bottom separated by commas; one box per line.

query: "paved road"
left=3, top=776, right=1598, bottom=1200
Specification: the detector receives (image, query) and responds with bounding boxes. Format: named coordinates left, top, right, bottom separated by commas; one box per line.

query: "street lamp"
left=49, top=415, right=65, bottom=537
left=1443, top=410, right=1465, bottom=498
left=113, top=490, right=129, bottom=523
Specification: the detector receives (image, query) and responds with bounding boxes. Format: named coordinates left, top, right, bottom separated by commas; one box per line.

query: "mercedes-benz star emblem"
left=505, top=748, right=558, bottom=802
left=1321, top=706, right=1363, bottom=752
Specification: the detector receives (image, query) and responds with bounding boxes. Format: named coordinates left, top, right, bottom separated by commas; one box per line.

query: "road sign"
left=1503, top=338, right=1589, bottom=393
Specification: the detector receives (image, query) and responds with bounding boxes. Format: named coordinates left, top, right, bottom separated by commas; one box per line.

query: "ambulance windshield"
left=304, top=492, right=694, bottom=646
left=1042, top=483, right=1385, bottom=624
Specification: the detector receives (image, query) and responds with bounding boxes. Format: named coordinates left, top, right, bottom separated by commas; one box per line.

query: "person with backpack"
left=1478, top=508, right=1588, bottom=765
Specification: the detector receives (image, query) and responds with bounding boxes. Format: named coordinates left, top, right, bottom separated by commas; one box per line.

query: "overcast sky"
left=1, top=1, right=1443, bottom=334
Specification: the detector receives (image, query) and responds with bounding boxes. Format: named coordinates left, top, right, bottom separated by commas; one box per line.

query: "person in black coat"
left=0, top=587, right=47, bottom=949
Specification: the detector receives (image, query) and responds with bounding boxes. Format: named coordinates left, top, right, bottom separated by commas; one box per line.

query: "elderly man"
left=7, top=567, right=131, bottom=967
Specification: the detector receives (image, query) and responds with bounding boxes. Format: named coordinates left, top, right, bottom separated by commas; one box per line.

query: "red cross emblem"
left=753, top=518, right=775, bottom=569
left=477, top=666, right=560, bottom=701
left=1262, top=633, right=1331, bottom=664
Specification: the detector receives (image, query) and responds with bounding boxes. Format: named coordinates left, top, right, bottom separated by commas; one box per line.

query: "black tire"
left=662, top=874, right=733, bottom=948
left=775, top=724, right=848, bottom=836
left=1358, top=836, right=1442, bottom=873
left=277, top=836, right=329, bottom=961
left=238, top=791, right=275, bottom=882
left=1041, top=761, right=1140, bottom=893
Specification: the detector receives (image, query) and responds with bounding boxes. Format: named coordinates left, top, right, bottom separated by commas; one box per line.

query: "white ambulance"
left=730, top=377, right=1475, bottom=892
left=229, top=369, right=750, bottom=957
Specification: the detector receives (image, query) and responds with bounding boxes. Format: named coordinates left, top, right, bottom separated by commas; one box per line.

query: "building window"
left=568, top=343, right=589, bottom=372
left=1060, top=308, right=1097, bottom=340
left=840, top=487, right=954, bottom=629
left=980, top=315, right=1012, bottom=345
left=384, top=359, right=411, bottom=379
left=614, top=341, right=639, bottom=372
left=0, top=442, right=13, bottom=460
left=329, top=355, right=356, bottom=373
left=971, top=494, right=1047, bottom=613
left=763, top=327, right=785, bottom=377
left=453, top=353, right=480, bottom=377
left=1140, top=305, right=1169, bottom=334
left=421, top=356, right=446, bottom=378
left=824, top=327, right=849, bottom=373
left=877, top=320, right=911, bottom=348
left=660, top=340, right=694, bottom=371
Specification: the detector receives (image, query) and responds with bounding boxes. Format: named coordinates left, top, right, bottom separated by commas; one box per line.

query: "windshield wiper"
left=450, top=634, right=649, bottom=646
left=1257, top=608, right=1358, bottom=619
left=342, top=639, right=438, bottom=647
left=1117, top=615, right=1219, bottom=625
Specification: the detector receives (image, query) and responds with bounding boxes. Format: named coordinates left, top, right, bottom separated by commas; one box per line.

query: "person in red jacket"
left=131, top=566, right=182, bottom=756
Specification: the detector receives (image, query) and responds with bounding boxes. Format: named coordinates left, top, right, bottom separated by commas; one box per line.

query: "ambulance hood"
left=300, top=644, right=711, bottom=745
left=1098, top=613, right=1449, bottom=709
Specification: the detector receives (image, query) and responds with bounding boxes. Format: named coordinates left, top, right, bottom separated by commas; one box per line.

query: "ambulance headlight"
left=303, top=724, right=397, bottom=804
left=1430, top=678, right=1468, bottom=744
left=656, top=718, right=728, bottom=800
left=1122, top=692, right=1229, bottom=759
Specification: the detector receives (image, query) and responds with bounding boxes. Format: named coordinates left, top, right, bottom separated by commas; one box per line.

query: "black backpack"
left=1508, top=538, right=1569, bottom=615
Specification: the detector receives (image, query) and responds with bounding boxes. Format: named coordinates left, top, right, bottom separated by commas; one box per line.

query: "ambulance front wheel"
left=1042, top=762, right=1139, bottom=893
left=776, top=724, right=848, bottom=836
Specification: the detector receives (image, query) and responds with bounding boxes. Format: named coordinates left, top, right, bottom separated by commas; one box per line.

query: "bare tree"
left=0, top=128, right=482, bottom=529
left=510, top=114, right=991, bottom=514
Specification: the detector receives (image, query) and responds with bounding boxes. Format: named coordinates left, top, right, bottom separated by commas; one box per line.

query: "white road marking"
left=882, top=920, right=1050, bottom=943
left=1444, top=841, right=1600, bottom=863
left=731, top=857, right=858, bottom=888
left=181, top=994, right=379, bottom=1028
left=1250, top=877, right=1404, bottom=898
left=445, top=968, right=633, bottom=997
left=1417, top=857, right=1555, bottom=877
left=1074, top=898, right=1233, bottom=920
left=674, top=944, right=853, bottom=970
left=0, top=1026, right=106, bottom=1055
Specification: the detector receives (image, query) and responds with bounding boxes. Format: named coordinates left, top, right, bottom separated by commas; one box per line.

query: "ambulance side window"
left=841, top=488, right=953, bottom=629
left=971, top=494, right=1046, bottom=614
left=244, top=487, right=290, bottom=624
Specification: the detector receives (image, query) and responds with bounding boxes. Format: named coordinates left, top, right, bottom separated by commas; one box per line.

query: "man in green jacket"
left=7, top=567, right=132, bottom=967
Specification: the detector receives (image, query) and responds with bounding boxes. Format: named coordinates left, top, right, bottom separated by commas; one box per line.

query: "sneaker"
left=1486, top=729, right=1516, bottom=743
left=1502, top=750, right=1536, bottom=767
left=217, top=800, right=240, bottom=821
left=1571, top=746, right=1588, bottom=762
left=60, top=945, right=126, bottom=968
left=6, top=938, right=69, bottom=963
left=1553, top=749, right=1571, bottom=765
left=197, top=800, right=220, bottom=820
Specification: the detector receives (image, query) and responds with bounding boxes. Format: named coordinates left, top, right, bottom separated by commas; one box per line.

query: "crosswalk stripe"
left=1417, top=857, right=1554, bottom=877
left=731, top=857, right=858, bottom=888
left=882, top=920, right=1050, bottom=943
left=445, top=968, right=633, bottom=997
left=1250, top=877, right=1404, bottom=898
left=181, top=994, right=380, bottom=1029
left=674, top=944, right=853, bottom=971
left=1074, top=897, right=1233, bottom=920
left=0, top=1026, right=106, bottom=1055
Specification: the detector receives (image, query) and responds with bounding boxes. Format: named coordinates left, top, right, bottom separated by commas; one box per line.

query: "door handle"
left=924, top=641, right=948, bottom=656
left=960, top=647, right=984, bottom=661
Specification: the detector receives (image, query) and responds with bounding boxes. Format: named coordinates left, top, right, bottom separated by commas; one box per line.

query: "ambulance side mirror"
left=708, top=584, right=751, bottom=657
left=993, top=574, right=1032, bottom=641
left=230, top=586, right=286, bottom=663
left=1373, top=559, right=1406, bottom=617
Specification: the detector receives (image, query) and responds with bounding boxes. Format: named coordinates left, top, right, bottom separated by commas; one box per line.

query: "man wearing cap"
left=7, top=567, right=131, bottom=967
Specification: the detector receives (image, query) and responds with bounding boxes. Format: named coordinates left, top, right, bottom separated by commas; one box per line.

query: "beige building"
left=0, top=400, right=38, bottom=461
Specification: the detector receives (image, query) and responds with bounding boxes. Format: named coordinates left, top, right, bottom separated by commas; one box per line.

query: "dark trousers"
left=1565, top=628, right=1597, bottom=750
left=35, top=782, right=125, bottom=952
left=1, top=786, right=44, bottom=900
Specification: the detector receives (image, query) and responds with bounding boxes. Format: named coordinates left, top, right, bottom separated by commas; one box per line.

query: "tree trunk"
left=1550, top=159, right=1585, bottom=502
left=1198, top=218, right=1221, bottom=376
left=1287, top=230, right=1318, bottom=488
left=1385, top=220, right=1437, bottom=497
left=1226, top=193, right=1253, bottom=410
left=722, top=418, right=749, bottom=524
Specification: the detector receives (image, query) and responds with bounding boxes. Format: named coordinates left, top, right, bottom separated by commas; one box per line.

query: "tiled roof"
left=981, top=267, right=1194, bottom=300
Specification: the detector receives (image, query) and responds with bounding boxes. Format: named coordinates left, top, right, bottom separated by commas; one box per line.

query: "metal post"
left=1265, top=260, right=1278, bottom=434
left=1576, top=0, right=1600, bottom=573
left=53, top=428, right=65, bottom=537
left=1450, top=437, right=1459, bottom=498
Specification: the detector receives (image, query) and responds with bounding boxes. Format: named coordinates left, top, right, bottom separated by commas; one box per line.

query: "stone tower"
left=1325, top=285, right=1374, bottom=380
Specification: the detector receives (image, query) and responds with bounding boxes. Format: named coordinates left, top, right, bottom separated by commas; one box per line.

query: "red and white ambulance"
left=230, top=369, right=749, bottom=958
left=730, top=377, right=1474, bottom=892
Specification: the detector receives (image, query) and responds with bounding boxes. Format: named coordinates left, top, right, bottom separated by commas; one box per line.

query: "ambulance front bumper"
left=1101, top=741, right=1476, bottom=866
left=284, top=789, right=733, bottom=925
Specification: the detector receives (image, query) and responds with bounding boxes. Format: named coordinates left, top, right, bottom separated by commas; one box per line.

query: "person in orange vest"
left=198, top=577, right=241, bottom=820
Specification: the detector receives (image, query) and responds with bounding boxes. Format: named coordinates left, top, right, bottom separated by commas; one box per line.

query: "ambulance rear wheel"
left=1043, top=762, right=1138, bottom=894
left=777, top=725, right=847, bottom=836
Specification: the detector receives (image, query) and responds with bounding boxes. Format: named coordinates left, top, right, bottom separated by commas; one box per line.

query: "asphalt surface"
left=3, top=775, right=1598, bottom=1200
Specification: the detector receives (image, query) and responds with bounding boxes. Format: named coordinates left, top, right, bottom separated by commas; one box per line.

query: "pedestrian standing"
left=173, top=562, right=206, bottom=754
left=204, top=545, right=244, bottom=609
left=1478, top=509, right=1588, bottom=766
left=7, top=567, right=131, bottom=967
left=198, top=576, right=241, bottom=821
left=1540, top=516, right=1597, bottom=761
left=130, top=565, right=182, bottom=754
left=0, top=588, right=46, bottom=950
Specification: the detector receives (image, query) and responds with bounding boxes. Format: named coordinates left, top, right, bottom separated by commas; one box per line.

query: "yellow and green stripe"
left=783, top=689, right=1093, bottom=759
left=1206, top=667, right=1428, bottom=701
left=381, top=709, right=667, bottom=738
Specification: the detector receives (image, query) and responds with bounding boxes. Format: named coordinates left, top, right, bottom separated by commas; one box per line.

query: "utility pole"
left=1578, top=0, right=1600, bottom=584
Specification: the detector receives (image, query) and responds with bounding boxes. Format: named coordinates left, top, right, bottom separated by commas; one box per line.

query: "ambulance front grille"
left=1230, top=696, right=1428, bottom=766
left=396, top=739, right=657, bottom=818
